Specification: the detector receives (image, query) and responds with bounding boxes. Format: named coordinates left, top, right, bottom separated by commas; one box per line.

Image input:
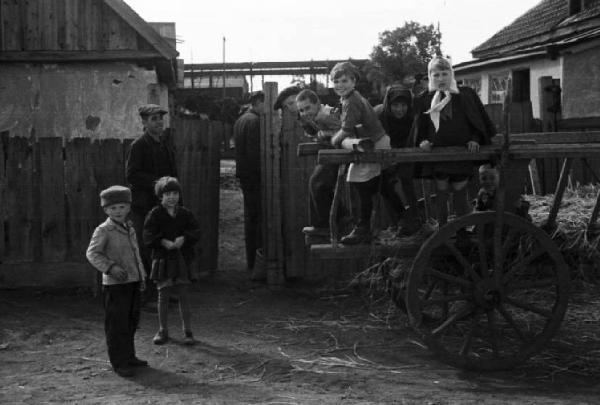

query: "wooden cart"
left=300, top=130, right=600, bottom=371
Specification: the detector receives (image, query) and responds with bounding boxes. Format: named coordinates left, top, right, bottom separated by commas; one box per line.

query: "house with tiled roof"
left=454, top=0, right=600, bottom=130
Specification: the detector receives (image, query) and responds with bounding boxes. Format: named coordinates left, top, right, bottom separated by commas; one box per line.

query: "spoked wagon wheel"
left=406, top=211, right=570, bottom=370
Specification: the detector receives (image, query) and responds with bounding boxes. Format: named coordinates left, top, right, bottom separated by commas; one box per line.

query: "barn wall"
left=0, top=62, right=169, bottom=139
left=563, top=43, right=600, bottom=119
left=0, top=0, right=141, bottom=52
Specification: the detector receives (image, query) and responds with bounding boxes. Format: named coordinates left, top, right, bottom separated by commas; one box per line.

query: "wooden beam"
left=297, top=142, right=332, bottom=157
left=317, top=144, right=600, bottom=165
left=311, top=243, right=422, bottom=260
left=545, top=158, right=574, bottom=229
left=185, top=59, right=369, bottom=71
left=492, top=131, right=600, bottom=144
left=0, top=50, right=164, bottom=62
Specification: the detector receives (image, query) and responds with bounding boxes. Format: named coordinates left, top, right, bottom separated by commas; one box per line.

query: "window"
left=489, top=73, right=509, bottom=104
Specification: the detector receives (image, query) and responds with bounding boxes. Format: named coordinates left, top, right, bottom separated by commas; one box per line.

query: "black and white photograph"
left=1, top=0, right=600, bottom=403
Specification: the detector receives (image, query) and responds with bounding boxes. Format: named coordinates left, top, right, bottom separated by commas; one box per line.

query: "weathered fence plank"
left=280, top=111, right=313, bottom=278
left=39, top=137, right=67, bottom=262
left=261, top=82, right=285, bottom=286
left=172, top=118, right=220, bottom=273
left=65, top=137, right=98, bottom=262
left=0, top=133, right=6, bottom=260
left=5, top=137, right=36, bottom=262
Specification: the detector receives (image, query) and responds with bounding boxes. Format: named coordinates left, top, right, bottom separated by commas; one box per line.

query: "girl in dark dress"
left=143, top=177, right=200, bottom=345
left=375, top=85, right=421, bottom=235
left=413, top=56, right=495, bottom=226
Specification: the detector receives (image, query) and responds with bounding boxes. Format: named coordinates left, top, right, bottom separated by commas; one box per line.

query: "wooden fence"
left=0, top=117, right=221, bottom=287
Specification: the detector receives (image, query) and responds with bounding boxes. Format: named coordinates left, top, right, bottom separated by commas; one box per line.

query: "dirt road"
left=1, top=164, right=600, bottom=404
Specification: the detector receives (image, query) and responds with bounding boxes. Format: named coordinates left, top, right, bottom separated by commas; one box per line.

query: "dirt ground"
left=2, top=161, right=600, bottom=404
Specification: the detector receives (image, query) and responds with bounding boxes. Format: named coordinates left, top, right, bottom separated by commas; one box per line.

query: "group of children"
left=299, top=56, right=498, bottom=243
left=86, top=54, right=499, bottom=378
left=86, top=176, right=200, bottom=377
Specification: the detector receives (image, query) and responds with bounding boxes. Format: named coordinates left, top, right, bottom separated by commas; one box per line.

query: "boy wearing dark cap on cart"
left=86, top=186, right=147, bottom=377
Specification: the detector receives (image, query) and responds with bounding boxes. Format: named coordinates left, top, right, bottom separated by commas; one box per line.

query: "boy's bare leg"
left=451, top=181, right=471, bottom=218
left=434, top=179, right=450, bottom=226
left=157, top=287, right=170, bottom=332
left=177, top=284, right=192, bottom=333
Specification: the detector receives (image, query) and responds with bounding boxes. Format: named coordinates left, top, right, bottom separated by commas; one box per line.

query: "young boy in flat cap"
left=86, top=185, right=147, bottom=377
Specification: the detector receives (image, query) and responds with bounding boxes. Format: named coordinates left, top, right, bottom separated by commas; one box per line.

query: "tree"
left=369, top=21, right=442, bottom=86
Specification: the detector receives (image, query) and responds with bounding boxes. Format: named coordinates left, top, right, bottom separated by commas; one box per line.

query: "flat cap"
left=274, top=86, right=302, bottom=110
left=100, top=185, right=132, bottom=207
left=138, top=104, right=168, bottom=117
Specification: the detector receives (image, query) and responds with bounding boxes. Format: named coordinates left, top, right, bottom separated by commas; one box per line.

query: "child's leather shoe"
left=129, top=357, right=148, bottom=367
left=302, top=226, right=329, bottom=236
left=153, top=329, right=169, bottom=345
left=340, top=227, right=371, bottom=245
left=183, top=330, right=195, bottom=346
left=114, top=366, right=135, bottom=377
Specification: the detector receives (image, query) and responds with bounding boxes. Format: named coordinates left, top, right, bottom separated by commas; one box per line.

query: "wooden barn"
left=0, top=0, right=179, bottom=139
left=454, top=0, right=600, bottom=132
left=0, top=1, right=222, bottom=290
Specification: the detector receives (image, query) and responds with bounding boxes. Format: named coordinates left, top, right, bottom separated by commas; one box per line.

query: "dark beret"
left=273, top=86, right=302, bottom=110
left=138, top=104, right=168, bottom=117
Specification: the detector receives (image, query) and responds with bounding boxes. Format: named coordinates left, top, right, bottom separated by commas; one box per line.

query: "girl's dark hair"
left=154, top=176, right=182, bottom=197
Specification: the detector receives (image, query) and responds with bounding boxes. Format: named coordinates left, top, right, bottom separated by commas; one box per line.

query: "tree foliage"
left=369, top=21, right=442, bottom=86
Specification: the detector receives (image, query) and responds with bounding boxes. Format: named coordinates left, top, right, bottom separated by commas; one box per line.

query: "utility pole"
left=222, top=36, right=226, bottom=99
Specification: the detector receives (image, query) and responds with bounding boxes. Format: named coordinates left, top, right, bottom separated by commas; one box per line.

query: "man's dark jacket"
left=233, top=109, right=261, bottom=186
left=126, top=130, right=178, bottom=212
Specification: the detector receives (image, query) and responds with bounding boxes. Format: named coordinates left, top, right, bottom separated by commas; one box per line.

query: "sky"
left=125, top=0, right=542, bottom=89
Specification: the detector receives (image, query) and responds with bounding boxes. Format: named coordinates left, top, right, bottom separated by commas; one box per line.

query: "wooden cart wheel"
left=406, top=211, right=570, bottom=370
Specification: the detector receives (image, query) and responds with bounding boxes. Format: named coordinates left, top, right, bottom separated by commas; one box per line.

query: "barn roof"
left=471, top=0, right=600, bottom=59
left=104, top=0, right=178, bottom=60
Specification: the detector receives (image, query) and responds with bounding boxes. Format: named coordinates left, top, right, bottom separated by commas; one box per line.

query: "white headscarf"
left=426, top=57, right=459, bottom=132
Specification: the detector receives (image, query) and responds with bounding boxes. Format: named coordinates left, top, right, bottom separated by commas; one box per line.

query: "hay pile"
left=525, top=184, right=600, bottom=281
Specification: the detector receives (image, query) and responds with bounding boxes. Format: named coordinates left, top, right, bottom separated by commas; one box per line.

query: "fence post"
left=261, top=82, right=285, bottom=287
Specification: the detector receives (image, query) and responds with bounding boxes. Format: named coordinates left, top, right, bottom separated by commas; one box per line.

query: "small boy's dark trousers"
left=350, top=176, right=380, bottom=229
left=103, top=282, right=141, bottom=369
left=309, top=164, right=339, bottom=228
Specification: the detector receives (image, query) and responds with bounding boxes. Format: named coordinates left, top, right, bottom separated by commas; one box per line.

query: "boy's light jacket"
left=86, top=218, right=147, bottom=286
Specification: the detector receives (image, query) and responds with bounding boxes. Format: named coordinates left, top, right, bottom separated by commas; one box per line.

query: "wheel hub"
left=473, top=278, right=503, bottom=309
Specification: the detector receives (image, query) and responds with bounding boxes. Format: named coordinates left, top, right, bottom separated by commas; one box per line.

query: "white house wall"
left=456, top=57, right=562, bottom=119
left=528, top=58, right=562, bottom=119
left=562, top=44, right=600, bottom=118
left=0, top=62, right=169, bottom=139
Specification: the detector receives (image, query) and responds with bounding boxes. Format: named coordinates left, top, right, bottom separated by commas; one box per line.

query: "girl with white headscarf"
left=411, top=56, right=496, bottom=227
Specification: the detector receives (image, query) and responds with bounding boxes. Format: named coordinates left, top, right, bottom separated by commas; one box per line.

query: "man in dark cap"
left=126, top=104, right=178, bottom=306
left=234, top=92, right=265, bottom=279
left=273, top=86, right=302, bottom=112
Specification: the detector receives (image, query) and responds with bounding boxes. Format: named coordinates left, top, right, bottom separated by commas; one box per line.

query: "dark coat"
left=143, top=205, right=200, bottom=281
left=126, top=130, right=178, bottom=212
left=409, top=86, right=496, bottom=178
left=411, top=86, right=496, bottom=147
left=233, top=109, right=261, bottom=186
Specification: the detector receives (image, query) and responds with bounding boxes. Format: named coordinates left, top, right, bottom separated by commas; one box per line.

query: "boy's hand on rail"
left=331, top=131, right=347, bottom=148
left=467, top=141, right=480, bottom=152
left=419, top=140, right=433, bottom=151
